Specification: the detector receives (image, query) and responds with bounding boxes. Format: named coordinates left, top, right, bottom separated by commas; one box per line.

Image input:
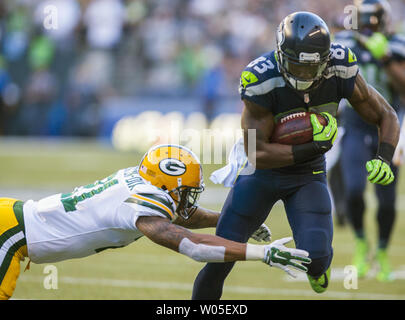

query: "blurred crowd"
left=0, top=0, right=404, bottom=137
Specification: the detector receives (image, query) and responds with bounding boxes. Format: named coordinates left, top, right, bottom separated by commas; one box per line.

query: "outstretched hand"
left=263, top=237, right=311, bottom=278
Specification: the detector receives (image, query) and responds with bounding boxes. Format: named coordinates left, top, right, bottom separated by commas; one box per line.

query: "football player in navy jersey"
left=192, top=11, right=399, bottom=299
left=333, top=0, right=405, bottom=281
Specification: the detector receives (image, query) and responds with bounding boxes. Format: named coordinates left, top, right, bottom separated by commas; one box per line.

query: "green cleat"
left=375, top=249, right=394, bottom=282
left=307, top=267, right=331, bottom=294
left=353, top=238, right=370, bottom=278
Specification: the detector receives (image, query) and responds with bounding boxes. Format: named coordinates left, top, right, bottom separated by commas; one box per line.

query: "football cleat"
left=353, top=238, right=370, bottom=278
left=307, top=267, right=331, bottom=294
left=375, top=249, right=394, bottom=282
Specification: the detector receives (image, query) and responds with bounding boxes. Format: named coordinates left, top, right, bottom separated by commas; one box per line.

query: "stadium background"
left=0, top=0, right=404, bottom=299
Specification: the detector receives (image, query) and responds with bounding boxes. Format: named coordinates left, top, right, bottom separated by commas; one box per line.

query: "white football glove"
left=250, top=223, right=272, bottom=242
left=263, top=237, right=311, bottom=278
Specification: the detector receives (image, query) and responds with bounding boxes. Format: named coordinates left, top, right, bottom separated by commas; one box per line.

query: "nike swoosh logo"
left=320, top=272, right=329, bottom=289
left=243, top=76, right=251, bottom=83
left=313, top=170, right=324, bottom=175
left=272, top=250, right=288, bottom=264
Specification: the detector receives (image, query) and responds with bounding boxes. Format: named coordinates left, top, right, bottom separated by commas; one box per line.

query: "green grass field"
left=1, top=137, right=404, bottom=300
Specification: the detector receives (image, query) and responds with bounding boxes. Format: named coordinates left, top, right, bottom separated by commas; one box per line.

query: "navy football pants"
left=340, top=129, right=398, bottom=248
left=192, top=169, right=333, bottom=300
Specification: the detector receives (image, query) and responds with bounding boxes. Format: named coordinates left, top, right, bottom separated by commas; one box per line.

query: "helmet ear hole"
left=161, top=185, right=167, bottom=190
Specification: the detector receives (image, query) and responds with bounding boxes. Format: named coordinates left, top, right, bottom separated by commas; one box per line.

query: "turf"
left=1, top=138, right=404, bottom=300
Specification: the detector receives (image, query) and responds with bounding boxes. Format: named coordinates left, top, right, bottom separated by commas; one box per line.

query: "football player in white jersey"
left=0, top=144, right=310, bottom=299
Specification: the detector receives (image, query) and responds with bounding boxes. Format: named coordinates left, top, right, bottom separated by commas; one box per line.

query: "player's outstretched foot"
left=376, top=249, right=394, bottom=282
left=353, top=238, right=370, bottom=278
left=307, top=267, right=331, bottom=294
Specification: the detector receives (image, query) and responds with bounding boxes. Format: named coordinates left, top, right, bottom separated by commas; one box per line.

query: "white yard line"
left=18, top=274, right=405, bottom=300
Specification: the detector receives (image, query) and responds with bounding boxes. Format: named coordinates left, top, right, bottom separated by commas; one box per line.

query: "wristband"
left=377, top=142, right=395, bottom=163
left=246, top=244, right=265, bottom=261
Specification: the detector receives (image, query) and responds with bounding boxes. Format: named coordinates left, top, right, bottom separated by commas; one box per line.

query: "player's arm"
left=242, top=99, right=337, bottom=169
left=172, top=206, right=219, bottom=229
left=241, top=99, right=295, bottom=169
left=348, top=72, right=399, bottom=184
left=173, top=206, right=272, bottom=242
left=384, top=61, right=405, bottom=95
left=136, top=216, right=310, bottom=276
left=348, top=72, right=399, bottom=154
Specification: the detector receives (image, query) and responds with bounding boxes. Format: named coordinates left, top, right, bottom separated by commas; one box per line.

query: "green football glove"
left=292, top=112, right=338, bottom=163
left=310, top=112, right=338, bottom=153
left=263, top=237, right=312, bottom=278
left=363, top=32, right=390, bottom=60
left=366, top=158, right=395, bottom=185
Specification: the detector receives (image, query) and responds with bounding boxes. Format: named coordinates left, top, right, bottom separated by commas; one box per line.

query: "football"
left=270, top=112, right=328, bottom=145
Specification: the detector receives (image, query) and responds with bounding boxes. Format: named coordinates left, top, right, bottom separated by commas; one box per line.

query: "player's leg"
left=192, top=173, right=277, bottom=300
left=340, top=131, right=372, bottom=277
left=325, top=127, right=347, bottom=226
left=374, top=165, right=398, bottom=281
left=0, top=198, right=28, bottom=300
left=283, top=176, right=333, bottom=293
left=328, top=157, right=347, bottom=226
left=0, top=246, right=27, bottom=300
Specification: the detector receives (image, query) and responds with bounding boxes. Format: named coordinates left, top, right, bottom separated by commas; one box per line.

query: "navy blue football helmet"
left=355, top=0, right=392, bottom=35
left=276, top=12, right=331, bottom=92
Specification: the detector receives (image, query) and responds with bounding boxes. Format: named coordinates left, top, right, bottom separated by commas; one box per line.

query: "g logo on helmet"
left=159, top=158, right=187, bottom=176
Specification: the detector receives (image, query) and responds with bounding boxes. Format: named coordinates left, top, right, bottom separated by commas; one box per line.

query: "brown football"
left=270, top=112, right=328, bottom=145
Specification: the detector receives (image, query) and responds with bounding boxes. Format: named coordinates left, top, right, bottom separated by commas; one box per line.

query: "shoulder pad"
left=239, top=51, right=285, bottom=97
left=326, top=43, right=359, bottom=80
left=129, top=184, right=176, bottom=220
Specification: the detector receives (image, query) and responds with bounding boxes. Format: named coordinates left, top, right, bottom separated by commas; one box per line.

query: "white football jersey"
left=23, top=167, right=176, bottom=263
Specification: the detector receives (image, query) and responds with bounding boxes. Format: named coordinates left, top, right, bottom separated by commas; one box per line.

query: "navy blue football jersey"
left=334, top=30, right=405, bottom=132
left=239, top=43, right=359, bottom=174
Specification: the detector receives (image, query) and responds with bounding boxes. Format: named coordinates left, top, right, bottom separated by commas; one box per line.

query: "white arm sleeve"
left=178, top=238, right=226, bottom=262
left=179, top=239, right=266, bottom=263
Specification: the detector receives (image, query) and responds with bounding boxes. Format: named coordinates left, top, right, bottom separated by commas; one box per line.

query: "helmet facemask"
left=277, top=49, right=330, bottom=91
left=169, top=184, right=205, bottom=220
